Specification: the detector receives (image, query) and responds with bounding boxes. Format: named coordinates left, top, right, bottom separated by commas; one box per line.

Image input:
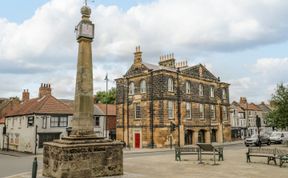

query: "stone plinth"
left=43, top=138, right=123, bottom=178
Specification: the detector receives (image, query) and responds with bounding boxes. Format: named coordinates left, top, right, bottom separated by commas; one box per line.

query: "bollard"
left=32, top=157, right=38, bottom=178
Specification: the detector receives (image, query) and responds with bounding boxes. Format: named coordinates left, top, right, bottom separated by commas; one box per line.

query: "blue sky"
left=0, top=0, right=287, bottom=103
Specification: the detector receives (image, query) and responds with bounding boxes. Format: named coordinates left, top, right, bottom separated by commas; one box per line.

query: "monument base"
left=43, top=137, right=123, bottom=178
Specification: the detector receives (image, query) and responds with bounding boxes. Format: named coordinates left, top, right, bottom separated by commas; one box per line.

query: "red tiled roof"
left=0, top=117, right=4, bottom=124
left=96, top=104, right=116, bottom=116
left=6, top=95, right=73, bottom=117
left=247, top=103, right=262, bottom=111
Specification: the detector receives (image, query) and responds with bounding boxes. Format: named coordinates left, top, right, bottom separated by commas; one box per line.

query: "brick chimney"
left=39, top=83, right=52, bottom=98
left=22, top=89, right=30, bottom=102
left=240, top=97, right=247, bottom=105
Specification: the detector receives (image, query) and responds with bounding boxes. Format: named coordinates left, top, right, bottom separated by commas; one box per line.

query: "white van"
left=269, top=132, right=288, bottom=144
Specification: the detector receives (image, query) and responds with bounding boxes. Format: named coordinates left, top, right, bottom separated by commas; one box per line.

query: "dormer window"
left=186, top=81, right=191, bottom=94
left=140, top=80, right=146, bottom=93
left=168, top=78, right=174, bottom=92
left=199, top=84, right=203, bottom=96
left=129, top=82, right=135, bottom=95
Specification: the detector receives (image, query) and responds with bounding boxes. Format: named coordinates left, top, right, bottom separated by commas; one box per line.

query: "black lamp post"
left=256, top=115, right=261, bottom=147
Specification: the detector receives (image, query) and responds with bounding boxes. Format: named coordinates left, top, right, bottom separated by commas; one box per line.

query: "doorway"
left=185, top=129, right=193, bottom=145
left=134, top=133, right=140, bottom=148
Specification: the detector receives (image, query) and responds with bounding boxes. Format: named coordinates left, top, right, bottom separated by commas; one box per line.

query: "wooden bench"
left=175, top=146, right=199, bottom=161
left=275, top=149, right=288, bottom=167
left=197, top=143, right=224, bottom=165
left=246, top=147, right=277, bottom=165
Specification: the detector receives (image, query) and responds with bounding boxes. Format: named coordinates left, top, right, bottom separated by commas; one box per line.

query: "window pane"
left=95, top=117, right=100, bottom=126
left=140, top=80, right=146, bottom=93
left=186, top=82, right=190, bottom=94
left=168, top=101, right=174, bottom=118
left=168, top=78, right=173, bottom=92
left=129, top=82, right=135, bottom=95
left=210, top=105, right=215, bottom=119
left=186, top=102, right=191, bottom=118
left=210, top=87, right=214, bottom=97
left=59, top=117, right=67, bottom=127
left=135, top=103, right=141, bottom=119
left=199, top=84, right=203, bottom=96
left=199, top=104, right=204, bottom=118
left=50, top=117, right=58, bottom=127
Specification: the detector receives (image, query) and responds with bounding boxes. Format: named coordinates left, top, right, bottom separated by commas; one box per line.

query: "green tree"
left=94, top=87, right=116, bottom=104
left=267, top=83, right=288, bottom=130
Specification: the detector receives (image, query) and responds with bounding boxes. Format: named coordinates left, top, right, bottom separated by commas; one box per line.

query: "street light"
left=105, top=73, right=109, bottom=139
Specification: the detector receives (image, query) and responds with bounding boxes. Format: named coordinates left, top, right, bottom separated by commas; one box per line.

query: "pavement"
left=4, top=141, right=288, bottom=178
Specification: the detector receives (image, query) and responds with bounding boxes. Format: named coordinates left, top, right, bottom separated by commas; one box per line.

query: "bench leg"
left=246, top=153, right=250, bottom=163
left=267, top=157, right=277, bottom=165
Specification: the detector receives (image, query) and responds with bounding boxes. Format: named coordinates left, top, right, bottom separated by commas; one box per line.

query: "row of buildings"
left=230, top=97, right=273, bottom=140
left=1, top=47, right=273, bottom=152
left=0, top=84, right=116, bottom=154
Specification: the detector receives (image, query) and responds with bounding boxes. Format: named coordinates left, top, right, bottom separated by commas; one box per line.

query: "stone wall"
left=43, top=139, right=123, bottom=178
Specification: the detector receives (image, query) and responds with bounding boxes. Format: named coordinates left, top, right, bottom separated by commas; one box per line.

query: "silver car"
left=245, top=134, right=271, bottom=147
left=270, top=132, right=288, bottom=144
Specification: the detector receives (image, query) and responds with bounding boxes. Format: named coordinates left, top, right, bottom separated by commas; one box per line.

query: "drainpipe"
left=122, top=82, right=125, bottom=142
left=176, top=68, right=181, bottom=147
left=126, top=78, right=130, bottom=149
left=149, top=70, right=154, bottom=148
left=34, top=125, right=38, bottom=155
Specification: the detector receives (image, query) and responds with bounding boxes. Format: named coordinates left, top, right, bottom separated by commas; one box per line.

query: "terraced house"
left=116, top=47, right=231, bottom=149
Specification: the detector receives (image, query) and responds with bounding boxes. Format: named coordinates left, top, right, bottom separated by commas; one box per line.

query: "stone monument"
left=43, top=3, right=123, bottom=178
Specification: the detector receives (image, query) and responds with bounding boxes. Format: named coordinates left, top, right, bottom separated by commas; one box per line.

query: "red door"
left=134, top=133, right=140, bottom=148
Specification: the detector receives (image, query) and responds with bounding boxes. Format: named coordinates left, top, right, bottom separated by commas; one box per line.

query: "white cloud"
left=1, top=0, right=288, bottom=100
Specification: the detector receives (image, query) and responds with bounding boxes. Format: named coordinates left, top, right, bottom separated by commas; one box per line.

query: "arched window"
left=140, top=80, right=146, bottom=93
left=129, top=82, right=135, bottom=95
left=168, top=78, right=174, bottom=92
left=199, top=84, right=203, bottom=96
left=186, top=81, right=191, bottom=94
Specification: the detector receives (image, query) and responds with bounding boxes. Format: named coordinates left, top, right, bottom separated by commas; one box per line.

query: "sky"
left=0, top=0, right=287, bottom=103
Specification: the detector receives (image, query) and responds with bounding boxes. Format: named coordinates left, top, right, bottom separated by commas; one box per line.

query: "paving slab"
left=5, top=145, right=288, bottom=178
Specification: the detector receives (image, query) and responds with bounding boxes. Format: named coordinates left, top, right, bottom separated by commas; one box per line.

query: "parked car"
left=245, top=134, right=271, bottom=147
left=269, top=132, right=288, bottom=144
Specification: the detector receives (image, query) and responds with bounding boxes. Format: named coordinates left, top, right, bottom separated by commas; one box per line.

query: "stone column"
left=192, top=129, right=199, bottom=145
left=205, top=130, right=211, bottom=143
left=70, top=6, right=94, bottom=136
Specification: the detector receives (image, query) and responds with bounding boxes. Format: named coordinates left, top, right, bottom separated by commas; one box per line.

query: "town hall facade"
left=116, top=47, right=231, bottom=148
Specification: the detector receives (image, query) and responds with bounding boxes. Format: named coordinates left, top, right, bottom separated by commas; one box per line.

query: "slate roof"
left=6, top=95, right=73, bottom=117
left=95, top=104, right=116, bottom=116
